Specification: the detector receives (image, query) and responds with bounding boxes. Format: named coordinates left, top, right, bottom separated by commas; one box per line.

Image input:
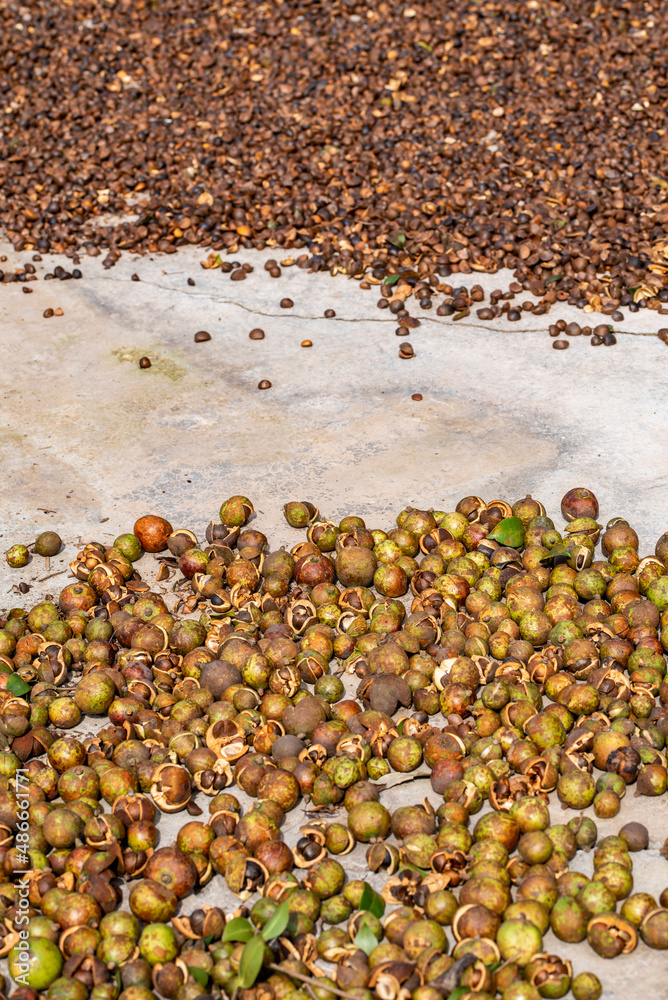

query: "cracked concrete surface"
left=1, top=241, right=668, bottom=998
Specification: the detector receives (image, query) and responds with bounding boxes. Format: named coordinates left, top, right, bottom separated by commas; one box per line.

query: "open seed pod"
left=150, top=764, right=192, bottom=812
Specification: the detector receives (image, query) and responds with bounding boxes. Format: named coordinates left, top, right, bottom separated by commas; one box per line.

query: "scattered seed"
left=591, top=335, right=604, bottom=346
left=553, top=339, right=569, bottom=350
left=257, top=379, right=272, bottom=389
left=324, top=309, right=336, bottom=318
left=231, top=268, right=246, bottom=281
left=565, top=322, right=582, bottom=336
left=43, top=308, right=54, bottom=318
left=249, top=328, right=265, bottom=340
left=658, top=329, right=668, bottom=343
left=194, top=331, right=211, bottom=343
left=22, top=287, right=32, bottom=294
left=187, top=278, right=196, bottom=286
left=131, top=274, right=140, bottom=282
left=53, top=307, right=63, bottom=316
left=280, top=298, right=294, bottom=309
left=411, top=393, right=423, bottom=401
left=139, top=356, right=152, bottom=368
left=603, top=331, right=617, bottom=346
left=300, top=339, right=312, bottom=348
left=398, top=342, right=414, bottom=359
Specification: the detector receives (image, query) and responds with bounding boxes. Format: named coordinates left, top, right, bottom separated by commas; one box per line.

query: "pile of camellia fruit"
left=2, top=487, right=668, bottom=1000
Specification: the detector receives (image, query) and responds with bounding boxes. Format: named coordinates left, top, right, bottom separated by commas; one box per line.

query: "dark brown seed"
left=399, top=342, right=414, bottom=359
left=194, top=331, right=211, bottom=343
left=591, top=335, right=604, bottom=346
left=553, top=340, right=569, bottom=350
left=658, top=329, right=668, bottom=343
left=324, top=309, right=336, bottom=318
left=231, top=269, right=246, bottom=281
left=249, top=329, right=265, bottom=340
left=280, top=298, right=294, bottom=308
left=603, top=331, right=617, bottom=346
left=258, top=379, right=272, bottom=390
left=187, top=278, right=196, bottom=286
left=411, top=393, right=423, bottom=401
left=269, top=268, right=281, bottom=278
left=301, top=340, right=312, bottom=348
left=131, top=274, right=140, bottom=282
left=43, top=308, right=54, bottom=318
left=593, top=324, right=609, bottom=338
left=22, top=287, right=32, bottom=294
left=139, top=357, right=152, bottom=369
left=507, top=309, right=521, bottom=321
left=565, top=322, right=581, bottom=336
left=477, top=308, right=495, bottom=320
left=396, top=326, right=410, bottom=337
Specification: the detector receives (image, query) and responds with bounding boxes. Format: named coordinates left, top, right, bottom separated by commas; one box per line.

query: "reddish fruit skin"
left=133, top=515, right=173, bottom=552
left=144, top=847, right=198, bottom=899
left=561, top=488, right=599, bottom=522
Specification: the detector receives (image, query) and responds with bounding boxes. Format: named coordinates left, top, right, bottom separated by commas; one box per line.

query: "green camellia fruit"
left=9, top=937, right=63, bottom=989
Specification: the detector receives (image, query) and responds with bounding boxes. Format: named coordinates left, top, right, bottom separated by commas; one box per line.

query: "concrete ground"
left=1, top=241, right=668, bottom=998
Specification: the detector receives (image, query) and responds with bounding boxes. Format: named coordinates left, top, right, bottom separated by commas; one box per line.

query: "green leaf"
left=358, top=882, right=385, bottom=918
left=5, top=674, right=30, bottom=697
left=383, top=274, right=400, bottom=286
left=417, top=40, right=433, bottom=51
left=222, top=917, right=254, bottom=943
left=261, top=900, right=290, bottom=941
left=353, top=925, right=378, bottom=956
left=487, top=516, right=525, bottom=549
left=447, top=989, right=468, bottom=1000
left=238, top=936, right=265, bottom=989
left=359, top=882, right=374, bottom=911
left=544, top=273, right=563, bottom=284
left=188, top=967, right=209, bottom=987
left=389, top=231, right=406, bottom=248
left=203, top=933, right=214, bottom=945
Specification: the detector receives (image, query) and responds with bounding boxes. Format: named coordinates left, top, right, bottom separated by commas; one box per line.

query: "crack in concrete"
left=90, top=275, right=658, bottom=337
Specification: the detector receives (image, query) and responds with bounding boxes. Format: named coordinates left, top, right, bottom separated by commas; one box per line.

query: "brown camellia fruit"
left=133, top=514, right=173, bottom=552
left=561, top=488, right=599, bottom=522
